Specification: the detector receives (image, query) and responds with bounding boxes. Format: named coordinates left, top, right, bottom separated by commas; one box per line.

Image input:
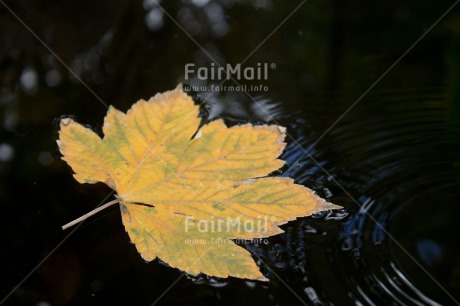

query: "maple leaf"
left=58, top=84, right=341, bottom=281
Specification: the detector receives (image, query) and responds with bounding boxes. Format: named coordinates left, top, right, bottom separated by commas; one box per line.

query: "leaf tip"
left=276, top=125, right=286, bottom=135
left=323, top=202, right=343, bottom=211
left=175, top=82, right=184, bottom=91
left=60, top=117, right=74, bottom=127
left=256, top=275, right=270, bottom=282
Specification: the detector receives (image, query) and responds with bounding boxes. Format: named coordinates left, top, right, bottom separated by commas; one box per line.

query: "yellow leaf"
left=58, top=84, right=341, bottom=281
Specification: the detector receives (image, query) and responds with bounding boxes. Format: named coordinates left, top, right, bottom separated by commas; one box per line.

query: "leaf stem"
left=61, top=199, right=119, bottom=230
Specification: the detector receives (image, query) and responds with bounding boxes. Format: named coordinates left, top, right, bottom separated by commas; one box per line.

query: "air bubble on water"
left=206, top=3, right=228, bottom=37
left=0, top=143, right=14, bottom=162
left=145, top=8, right=164, bottom=32
left=91, top=279, right=105, bottom=293
left=191, top=0, right=210, bottom=7
left=3, top=108, right=18, bottom=131
left=20, top=67, right=38, bottom=92
left=143, top=0, right=161, bottom=10
left=245, top=280, right=256, bottom=289
left=45, top=70, right=62, bottom=87
left=38, top=151, right=54, bottom=166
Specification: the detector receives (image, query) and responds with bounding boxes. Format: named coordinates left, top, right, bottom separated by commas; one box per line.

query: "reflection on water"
left=194, top=88, right=460, bottom=305
left=1, top=0, right=460, bottom=305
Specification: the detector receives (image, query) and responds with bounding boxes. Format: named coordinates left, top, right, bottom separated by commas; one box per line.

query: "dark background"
left=1, top=0, right=460, bottom=305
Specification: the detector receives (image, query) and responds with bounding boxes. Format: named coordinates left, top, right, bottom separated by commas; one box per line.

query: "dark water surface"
left=1, top=1, right=460, bottom=305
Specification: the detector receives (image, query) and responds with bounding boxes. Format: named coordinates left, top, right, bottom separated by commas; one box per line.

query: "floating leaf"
left=58, top=84, right=341, bottom=281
